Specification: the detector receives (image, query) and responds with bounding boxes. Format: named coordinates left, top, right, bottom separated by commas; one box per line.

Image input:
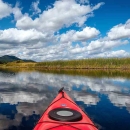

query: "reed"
left=36, top=58, right=130, bottom=69
left=0, top=58, right=130, bottom=69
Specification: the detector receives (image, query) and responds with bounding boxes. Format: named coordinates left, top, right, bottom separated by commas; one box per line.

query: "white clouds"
left=0, top=0, right=107, bottom=61
left=87, top=39, right=128, bottom=52
left=97, top=50, right=130, bottom=58
left=0, top=0, right=129, bottom=61
left=0, top=0, right=12, bottom=19
left=13, top=4, right=23, bottom=20
left=107, top=49, right=129, bottom=58
left=0, top=28, right=48, bottom=43
left=108, top=19, right=130, bottom=40
left=31, top=0, right=41, bottom=15
left=92, top=2, right=105, bottom=11
left=70, top=39, right=128, bottom=56
left=126, top=19, right=130, bottom=28
left=74, top=27, right=100, bottom=41
left=0, top=29, right=129, bottom=60
left=60, top=26, right=100, bottom=43
left=16, top=0, right=104, bottom=32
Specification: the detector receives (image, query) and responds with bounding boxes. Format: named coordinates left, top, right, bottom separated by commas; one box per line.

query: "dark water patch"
left=0, top=103, right=17, bottom=119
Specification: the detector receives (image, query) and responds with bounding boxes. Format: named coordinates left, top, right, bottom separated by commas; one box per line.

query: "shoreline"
left=0, top=65, right=130, bottom=70
left=1, top=67, right=130, bottom=78
left=0, top=58, right=130, bottom=70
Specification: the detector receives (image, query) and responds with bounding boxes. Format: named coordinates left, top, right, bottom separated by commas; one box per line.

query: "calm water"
left=0, top=70, right=130, bottom=130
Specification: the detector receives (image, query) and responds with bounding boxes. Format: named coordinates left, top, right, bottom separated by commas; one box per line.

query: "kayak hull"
left=34, top=90, right=98, bottom=130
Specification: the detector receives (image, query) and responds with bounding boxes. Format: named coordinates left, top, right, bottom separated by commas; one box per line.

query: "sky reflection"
left=0, top=71, right=130, bottom=130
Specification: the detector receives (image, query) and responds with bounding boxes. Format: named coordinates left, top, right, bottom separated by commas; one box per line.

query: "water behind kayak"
left=0, top=70, right=130, bottom=130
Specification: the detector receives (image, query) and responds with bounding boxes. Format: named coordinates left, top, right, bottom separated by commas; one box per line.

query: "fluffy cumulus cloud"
left=87, top=39, right=128, bottom=52
left=0, top=28, right=49, bottom=43
left=60, top=27, right=100, bottom=43
left=70, top=39, right=128, bottom=56
left=15, top=0, right=104, bottom=32
left=0, top=0, right=129, bottom=61
left=13, top=4, right=23, bottom=20
left=0, top=0, right=12, bottom=19
left=108, top=19, right=130, bottom=40
left=96, top=50, right=130, bottom=58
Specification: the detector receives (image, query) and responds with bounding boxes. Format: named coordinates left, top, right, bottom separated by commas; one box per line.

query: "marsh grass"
left=0, top=58, right=130, bottom=69
left=36, top=58, right=130, bottom=69
left=0, top=61, right=36, bottom=69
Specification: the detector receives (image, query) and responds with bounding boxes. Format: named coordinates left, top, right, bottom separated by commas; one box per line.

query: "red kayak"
left=34, top=88, right=98, bottom=130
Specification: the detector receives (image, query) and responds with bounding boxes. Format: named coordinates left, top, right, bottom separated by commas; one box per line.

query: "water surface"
left=0, top=70, right=130, bottom=130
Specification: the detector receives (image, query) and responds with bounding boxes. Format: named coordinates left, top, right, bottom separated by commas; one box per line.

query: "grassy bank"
left=0, top=60, right=36, bottom=68
left=0, top=58, right=130, bottom=69
left=36, top=58, right=130, bottom=69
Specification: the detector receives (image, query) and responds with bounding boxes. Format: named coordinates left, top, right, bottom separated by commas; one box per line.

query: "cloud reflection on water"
left=108, top=92, right=130, bottom=111
left=0, top=71, right=130, bottom=129
left=0, top=71, right=130, bottom=107
left=73, top=92, right=100, bottom=106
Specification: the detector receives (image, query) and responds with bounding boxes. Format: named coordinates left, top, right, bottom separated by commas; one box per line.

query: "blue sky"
left=0, top=0, right=130, bottom=61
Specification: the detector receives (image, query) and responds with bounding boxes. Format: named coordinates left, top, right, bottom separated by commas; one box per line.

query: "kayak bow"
left=34, top=88, right=98, bottom=130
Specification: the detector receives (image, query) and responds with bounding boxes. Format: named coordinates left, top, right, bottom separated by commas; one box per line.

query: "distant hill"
left=0, top=55, right=35, bottom=63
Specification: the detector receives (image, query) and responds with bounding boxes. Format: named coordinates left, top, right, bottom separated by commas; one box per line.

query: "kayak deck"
left=34, top=89, right=98, bottom=130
